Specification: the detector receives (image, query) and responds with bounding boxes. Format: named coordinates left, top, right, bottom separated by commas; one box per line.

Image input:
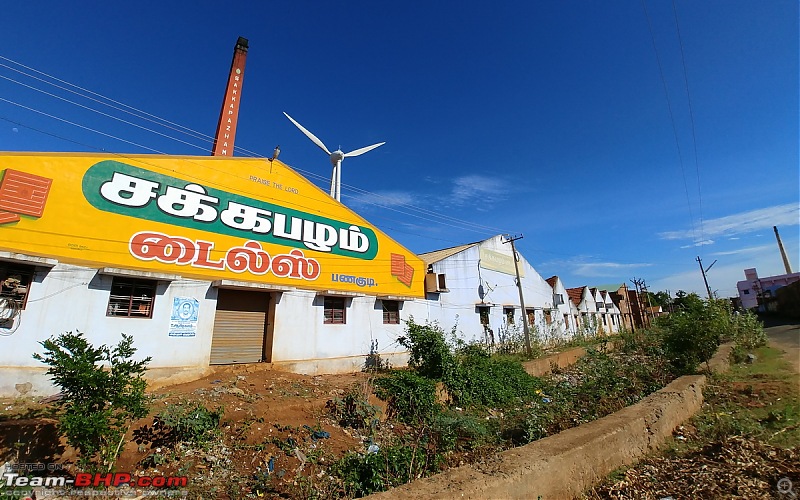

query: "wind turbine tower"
left=283, top=112, right=384, bottom=201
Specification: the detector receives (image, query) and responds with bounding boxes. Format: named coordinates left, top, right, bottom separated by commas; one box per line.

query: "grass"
left=585, top=343, right=800, bottom=499
left=669, top=344, right=799, bottom=453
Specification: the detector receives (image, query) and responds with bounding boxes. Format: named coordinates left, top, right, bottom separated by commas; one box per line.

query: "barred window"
left=382, top=300, right=400, bottom=324
left=324, top=296, right=346, bottom=324
left=107, top=278, right=156, bottom=318
left=0, top=262, right=35, bottom=310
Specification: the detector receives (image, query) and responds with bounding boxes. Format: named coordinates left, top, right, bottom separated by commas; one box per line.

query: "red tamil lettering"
left=194, top=240, right=225, bottom=269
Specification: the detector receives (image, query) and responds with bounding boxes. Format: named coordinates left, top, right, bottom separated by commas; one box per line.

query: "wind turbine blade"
left=344, top=142, right=385, bottom=158
left=283, top=112, right=331, bottom=155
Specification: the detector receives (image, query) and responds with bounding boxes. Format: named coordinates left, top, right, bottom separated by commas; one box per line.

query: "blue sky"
left=0, top=1, right=797, bottom=298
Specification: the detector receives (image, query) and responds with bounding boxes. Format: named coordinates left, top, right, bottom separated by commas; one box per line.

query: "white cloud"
left=346, top=190, right=417, bottom=208
left=710, top=244, right=773, bottom=257
left=450, top=175, right=511, bottom=205
left=545, top=257, right=653, bottom=278
left=659, top=203, right=800, bottom=241
left=680, top=239, right=714, bottom=249
left=573, top=261, right=653, bottom=277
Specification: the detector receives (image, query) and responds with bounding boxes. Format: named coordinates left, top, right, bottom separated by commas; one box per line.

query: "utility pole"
left=503, top=234, right=532, bottom=357
left=696, top=256, right=715, bottom=300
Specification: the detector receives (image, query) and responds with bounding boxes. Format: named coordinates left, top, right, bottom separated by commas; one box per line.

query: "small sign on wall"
left=169, top=297, right=199, bottom=337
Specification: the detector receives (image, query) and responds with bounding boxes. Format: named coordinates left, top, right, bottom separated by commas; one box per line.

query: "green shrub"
left=444, top=351, right=540, bottom=408
left=432, top=410, right=494, bottom=452
left=326, top=382, right=380, bottom=430
left=33, top=331, right=151, bottom=471
left=374, top=370, right=439, bottom=425
left=397, top=318, right=456, bottom=379
left=657, top=299, right=728, bottom=374
left=731, top=310, right=767, bottom=351
left=331, top=441, right=440, bottom=497
left=156, top=401, right=223, bottom=445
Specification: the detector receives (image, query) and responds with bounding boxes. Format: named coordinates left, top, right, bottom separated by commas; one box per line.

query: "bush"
left=326, top=382, right=380, bottom=430
left=397, top=318, right=456, bottom=379
left=331, top=441, right=440, bottom=497
left=33, top=331, right=151, bottom=471
left=374, top=370, right=439, bottom=425
left=731, top=310, right=767, bottom=351
left=444, top=353, right=540, bottom=408
left=657, top=299, right=729, bottom=374
left=431, top=410, right=493, bottom=452
left=156, top=401, right=223, bottom=445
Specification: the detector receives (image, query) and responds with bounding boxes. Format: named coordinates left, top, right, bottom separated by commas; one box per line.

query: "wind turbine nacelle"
left=330, top=151, right=345, bottom=165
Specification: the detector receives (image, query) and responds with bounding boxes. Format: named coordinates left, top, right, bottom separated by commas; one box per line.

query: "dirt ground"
left=1, top=363, right=391, bottom=498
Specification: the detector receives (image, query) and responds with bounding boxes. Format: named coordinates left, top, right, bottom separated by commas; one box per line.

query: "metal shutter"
left=210, top=289, right=269, bottom=364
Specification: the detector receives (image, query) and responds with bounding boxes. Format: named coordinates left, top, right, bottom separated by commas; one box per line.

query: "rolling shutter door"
left=210, top=289, right=269, bottom=364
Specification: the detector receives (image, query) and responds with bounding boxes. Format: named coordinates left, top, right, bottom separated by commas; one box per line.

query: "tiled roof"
left=545, top=276, right=558, bottom=288
left=566, top=286, right=585, bottom=306
left=418, top=241, right=481, bottom=266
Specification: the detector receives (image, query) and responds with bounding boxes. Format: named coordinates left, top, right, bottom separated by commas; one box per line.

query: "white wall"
left=425, top=236, right=554, bottom=346
left=268, top=291, right=426, bottom=374
left=0, top=262, right=216, bottom=397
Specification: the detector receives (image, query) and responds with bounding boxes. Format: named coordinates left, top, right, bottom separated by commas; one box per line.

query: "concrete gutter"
left=367, top=342, right=736, bottom=500
left=522, top=342, right=615, bottom=377
left=366, top=374, right=706, bottom=499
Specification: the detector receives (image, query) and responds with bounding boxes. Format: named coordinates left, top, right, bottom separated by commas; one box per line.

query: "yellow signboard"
left=0, top=153, right=425, bottom=298
left=478, top=247, right=524, bottom=277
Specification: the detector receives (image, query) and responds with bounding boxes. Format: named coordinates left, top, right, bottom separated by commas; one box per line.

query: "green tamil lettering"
left=82, top=160, right=378, bottom=260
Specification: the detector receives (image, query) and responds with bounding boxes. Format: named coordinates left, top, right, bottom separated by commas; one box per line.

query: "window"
left=504, top=307, right=515, bottom=324
left=526, top=309, right=535, bottom=326
left=478, top=306, right=490, bottom=325
left=544, top=309, right=552, bottom=325
left=554, top=294, right=564, bottom=305
left=743, top=289, right=750, bottom=295
left=324, top=296, right=346, bottom=324
left=107, top=278, right=156, bottom=318
left=382, top=300, right=400, bottom=324
left=0, top=262, right=35, bottom=310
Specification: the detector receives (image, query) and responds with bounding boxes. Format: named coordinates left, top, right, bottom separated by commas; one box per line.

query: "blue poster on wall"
left=169, top=297, right=199, bottom=337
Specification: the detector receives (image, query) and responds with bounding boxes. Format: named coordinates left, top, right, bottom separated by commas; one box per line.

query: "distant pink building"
left=737, top=268, right=800, bottom=310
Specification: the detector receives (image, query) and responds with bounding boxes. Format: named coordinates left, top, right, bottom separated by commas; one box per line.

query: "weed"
left=325, top=381, right=380, bottom=430
left=155, top=401, right=223, bottom=446
left=374, top=370, right=439, bottom=425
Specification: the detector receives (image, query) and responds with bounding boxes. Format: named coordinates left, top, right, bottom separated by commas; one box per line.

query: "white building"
left=546, top=276, right=578, bottom=338
left=737, top=267, right=800, bottom=310
left=0, top=153, right=427, bottom=397
left=419, top=235, right=555, bottom=346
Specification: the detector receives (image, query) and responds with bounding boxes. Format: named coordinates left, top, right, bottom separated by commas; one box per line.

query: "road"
left=764, top=316, right=800, bottom=374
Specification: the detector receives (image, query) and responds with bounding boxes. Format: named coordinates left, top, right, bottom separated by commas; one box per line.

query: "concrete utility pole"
left=696, top=256, right=715, bottom=300
left=503, top=234, right=532, bottom=357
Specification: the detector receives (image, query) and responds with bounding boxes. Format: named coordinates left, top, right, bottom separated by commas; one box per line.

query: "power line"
left=671, top=0, right=705, bottom=252
left=640, top=0, right=699, bottom=248
left=0, top=54, right=519, bottom=237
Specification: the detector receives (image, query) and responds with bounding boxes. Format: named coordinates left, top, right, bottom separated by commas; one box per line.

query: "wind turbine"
left=283, top=112, right=385, bottom=201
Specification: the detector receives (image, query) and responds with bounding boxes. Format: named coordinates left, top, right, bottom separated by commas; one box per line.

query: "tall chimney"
left=774, top=225, right=793, bottom=274
left=212, top=37, right=249, bottom=157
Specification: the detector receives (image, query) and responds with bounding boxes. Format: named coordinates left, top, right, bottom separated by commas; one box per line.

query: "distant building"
left=737, top=267, right=800, bottom=311
left=419, top=235, right=555, bottom=346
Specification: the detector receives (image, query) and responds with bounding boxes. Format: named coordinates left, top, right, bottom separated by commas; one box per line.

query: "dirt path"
left=764, top=317, right=800, bottom=373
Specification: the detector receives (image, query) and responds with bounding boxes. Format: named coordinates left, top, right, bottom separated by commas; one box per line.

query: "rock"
left=746, top=354, right=757, bottom=364
left=14, top=382, right=32, bottom=396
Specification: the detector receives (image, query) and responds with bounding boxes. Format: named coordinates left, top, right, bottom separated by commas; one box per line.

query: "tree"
left=33, top=331, right=151, bottom=471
